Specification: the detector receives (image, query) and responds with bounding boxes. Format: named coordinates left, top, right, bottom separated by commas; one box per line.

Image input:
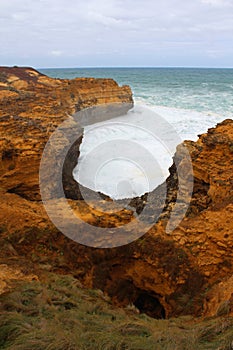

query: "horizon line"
left=38, top=65, right=233, bottom=70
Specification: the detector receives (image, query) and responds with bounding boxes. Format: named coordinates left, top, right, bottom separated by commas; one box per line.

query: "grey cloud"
left=0, top=0, right=232, bottom=67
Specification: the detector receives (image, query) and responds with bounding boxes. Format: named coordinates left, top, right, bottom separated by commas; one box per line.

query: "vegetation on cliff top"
left=0, top=273, right=233, bottom=350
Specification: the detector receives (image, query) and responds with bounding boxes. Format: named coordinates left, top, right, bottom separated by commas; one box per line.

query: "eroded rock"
left=0, top=67, right=233, bottom=319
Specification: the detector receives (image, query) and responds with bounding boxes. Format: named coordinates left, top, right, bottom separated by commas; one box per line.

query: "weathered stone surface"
left=0, top=67, right=133, bottom=200
left=0, top=67, right=233, bottom=319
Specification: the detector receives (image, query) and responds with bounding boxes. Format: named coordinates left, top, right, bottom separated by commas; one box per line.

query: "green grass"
left=0, top=274, right=233, bottom=350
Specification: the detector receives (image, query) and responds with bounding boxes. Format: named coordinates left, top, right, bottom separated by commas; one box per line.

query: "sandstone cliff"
left=0, top=67, right=133, bottom=200
left=0, top=67, right=233, bottom=320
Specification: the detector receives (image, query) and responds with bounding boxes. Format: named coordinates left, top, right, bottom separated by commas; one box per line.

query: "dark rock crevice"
left=134, top=292, right=166, bottom=319
left=98, top=277, right=166, bottom=319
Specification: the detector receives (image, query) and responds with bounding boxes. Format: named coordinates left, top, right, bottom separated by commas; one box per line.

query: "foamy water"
left=40, top=68, right=233, bottom=199
left=73, top=103, right=226, bottom=199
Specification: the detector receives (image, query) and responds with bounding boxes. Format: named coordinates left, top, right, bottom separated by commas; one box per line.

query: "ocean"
left=39, top=68, right=233, bottom=199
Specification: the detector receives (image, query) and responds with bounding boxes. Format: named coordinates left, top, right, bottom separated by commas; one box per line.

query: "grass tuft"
left=0, top=274, right=233, bottom=350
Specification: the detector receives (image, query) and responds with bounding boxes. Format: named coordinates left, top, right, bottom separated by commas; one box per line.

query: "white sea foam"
left=73, top=103, right=227, bottom=200
left=135, top=101, right=227, bottom=141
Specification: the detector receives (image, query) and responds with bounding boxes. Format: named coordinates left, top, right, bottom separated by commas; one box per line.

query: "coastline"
left=0, top=66, right=233, bottom=348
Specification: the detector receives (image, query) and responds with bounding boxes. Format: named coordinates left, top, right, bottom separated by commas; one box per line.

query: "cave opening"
left=134, top=292, right=166, bottom=319
left=106, top=278, right=166, bottom=319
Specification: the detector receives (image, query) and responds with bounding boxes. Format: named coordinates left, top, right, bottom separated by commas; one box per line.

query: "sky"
left=0, top=0, right=233, bottom=68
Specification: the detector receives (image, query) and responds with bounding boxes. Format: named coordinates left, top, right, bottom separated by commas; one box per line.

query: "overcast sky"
left=0, top=0, right=233, bottom=68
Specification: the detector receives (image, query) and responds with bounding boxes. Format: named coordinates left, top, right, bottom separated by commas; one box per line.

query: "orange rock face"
left=0, top=67, right=233, bottom=319
left=0, top=67, right=133, bottom=200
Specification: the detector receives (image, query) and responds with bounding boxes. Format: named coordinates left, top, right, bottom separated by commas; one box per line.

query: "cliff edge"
left=0, top=67, right=133, bottom=200
left=0, top=67, right=233, bottom=320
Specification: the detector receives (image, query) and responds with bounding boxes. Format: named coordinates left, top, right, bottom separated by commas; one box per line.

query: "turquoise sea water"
left=40, top=67, right=233, bottom=117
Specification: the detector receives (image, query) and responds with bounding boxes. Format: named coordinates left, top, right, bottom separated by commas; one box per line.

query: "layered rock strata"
left=0, top=67, right=233, bottom=319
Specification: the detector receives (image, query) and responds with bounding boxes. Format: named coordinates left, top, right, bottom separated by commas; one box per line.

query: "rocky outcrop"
left=0, top=67, right=233, bottom=320
left=56, top=119, right=233, bottom=318
left=0, top=67, right=133, bottom=200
